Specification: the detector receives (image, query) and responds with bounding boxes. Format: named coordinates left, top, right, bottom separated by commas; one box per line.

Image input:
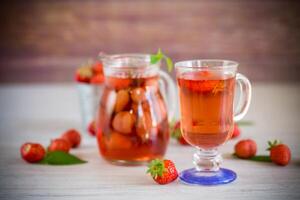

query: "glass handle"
left=234, top=73, right=252, bottom=122
left=158, top=70, right=177, bottom=121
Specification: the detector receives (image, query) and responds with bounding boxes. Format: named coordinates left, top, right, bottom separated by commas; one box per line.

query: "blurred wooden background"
left=0, top=0, right=300, bottom=83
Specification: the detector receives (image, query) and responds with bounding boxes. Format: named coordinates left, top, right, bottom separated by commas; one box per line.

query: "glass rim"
left=101, top=53, right=150, bottom=60
left=100, top=53, right=159, bottom=69
left=175, top=59, right=238, bottom=70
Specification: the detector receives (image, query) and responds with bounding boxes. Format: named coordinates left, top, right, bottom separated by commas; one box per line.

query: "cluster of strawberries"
left=20, top=129, right=81, bottom=163
left=75, top=61, right=104, bottom=84
left=235, top=139, right=291, bottom=166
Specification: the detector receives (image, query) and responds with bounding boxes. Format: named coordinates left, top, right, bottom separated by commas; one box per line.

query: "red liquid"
left=96, top=75, right=169, bottom=163
left=177, top=71, right=235, bottom=149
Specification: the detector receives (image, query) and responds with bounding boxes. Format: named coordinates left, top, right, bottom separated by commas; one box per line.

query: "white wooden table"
left=0, top=83, right=299, bottom=200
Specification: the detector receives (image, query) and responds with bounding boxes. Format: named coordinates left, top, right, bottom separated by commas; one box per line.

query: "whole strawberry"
left=147, top=159, right=178, bottom=185
left=61, top=129, right=81, bottom=148
left=88, top=121, right=96, bottom=136
left=267, top=140, right=291, bottom=166
left=231, top=123, right=240, bottom=139
left=75, top=66, right=93, bottom=83
left=234, top=139, right=257, bottom=159
left=90, top=74, right=104, bottom=84
left=48, top=138, right=71, bottom=153
left=171, top=121, right=189, bottom=145
left=20, top=143, right=46, bottom=163
left=92, top=62, right=104, bottom=74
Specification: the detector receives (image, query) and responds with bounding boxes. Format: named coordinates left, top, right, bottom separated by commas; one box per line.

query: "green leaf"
left=268, top=141, right=272, bottom=146
left=150, top=49, right=163, bottom=64
left=171, top=129, right=182, bottom=139
left=169, top=118, right=177, bottom=127
left=147, top=159, right=165, bottom=178
left=233, top=153, right=271, bottom=162
left=165, top=57, right=173, bottom=72
left=236, top=121, right=254, bottom=126
left=249, top=155, right=272, bottom=162
left=38, top=151, right=87, bottom=165
left=150, top=48, right=173, bottom=72
left=150, top=55, right=161, bottom=64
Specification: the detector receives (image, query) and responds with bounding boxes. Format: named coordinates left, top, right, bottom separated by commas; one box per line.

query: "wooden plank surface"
left=0, top=0, right=300, bottom=83
left=0, top=83, right=299, bottom=199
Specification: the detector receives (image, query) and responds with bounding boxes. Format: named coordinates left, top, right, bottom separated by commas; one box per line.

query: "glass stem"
left=193, top=148, right=223, bottom=172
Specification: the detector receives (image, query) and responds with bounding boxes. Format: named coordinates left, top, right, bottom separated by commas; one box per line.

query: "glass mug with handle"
left=96, top=54, right=176, bottom=165
left=175, top=59, right=251, bottom=185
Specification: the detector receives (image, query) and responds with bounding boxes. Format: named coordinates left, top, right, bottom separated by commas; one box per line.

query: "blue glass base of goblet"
left=179, top=168, right=237, bottom=186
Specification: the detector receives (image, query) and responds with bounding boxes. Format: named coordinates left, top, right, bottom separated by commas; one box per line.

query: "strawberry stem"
left=266, top=139, right=281, bottom=151
left=147, top=159, right=166, bottom=179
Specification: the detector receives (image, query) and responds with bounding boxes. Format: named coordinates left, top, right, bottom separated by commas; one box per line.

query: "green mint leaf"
left=150, top=55, right=161, bottom=64
left=150, top=48, right=173, bottom=71
left=157, top=48, right=163, bottom=56
left=165, top=57, right=173, bottom=72
left=38, top=151, right=87, bottom=165
left=150, top=48, right=163, bottom=64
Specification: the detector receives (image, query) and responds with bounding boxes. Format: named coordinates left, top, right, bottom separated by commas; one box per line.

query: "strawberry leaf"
left=266, top=139, right=281, bottom=151
left=147, top=159, right=165, bottom=179
left=249, top=155, right=272, bottom=162
left=38, top=151, right=87, bottom=165
left=233, top=153, right=271, bottom=162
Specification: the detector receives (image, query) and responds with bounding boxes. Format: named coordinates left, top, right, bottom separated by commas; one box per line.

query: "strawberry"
left=90, top=74, right=104, bottom=84
left=112, top=111, right=136, bottom=135
left=20, top=143, right=46, bottom=163
left=178, top=136, right=189, bottom=145
left=171, top=121, right=189, bottom=145
left=147, top=159, right=178, bottom=185
left=61, top=129, right=81, bottom=148
left=88, top=121, right=96, bottom=136
left=231, top=123, right=241, bottom=139
left=234, top=139, right=257, bottom=159
left=267, top=140, right=291, bottom=166
left=75, top=66, right=93, bottom=83
left=107, top=131, right=132, bottom=150
left=48, top=138, right=71, bottom=153
left=92, top=62, right=104, bottom=74
left=114, top=90, right=130, bottom=112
